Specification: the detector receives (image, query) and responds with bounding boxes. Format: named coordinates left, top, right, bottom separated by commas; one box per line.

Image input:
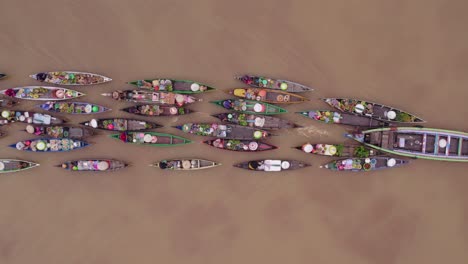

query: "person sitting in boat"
left=4, top=89, right=17, bottom=97
left=222, top=100, right=233, bottom=109
left=158, top=161, right=168, bottom=169
left=35, top=73, right=48, bottom=82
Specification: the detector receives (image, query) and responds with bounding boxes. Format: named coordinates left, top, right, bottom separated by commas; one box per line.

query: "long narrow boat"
left=228, top=88, right=309, bottom=104
left=1, top=97, right=19, bottom=107
left=30, top=71, right=112, bottom=85
left=0, top=159, right=39, bottom=173
left=212, top=112, right=297, bottom=129
left=296, top=143, right=382, bottom=157
left=212, top=99, right=287, bottom=115
left=110, top=132, right=192, bottom=147
left=346, top=127, right=468, bottom=162
left=38, top=101, right=110, bottom=114
left=235, top=75, right=312, bottom=93
left=297, top=110, right=388, bottom=127
left=322, top=156, right=409, bottom=172
left=1, top=110, right=65, bottom=125
left=81, top=118, right=161, bottom=131
left=60, top=159, right=127, bottom=172
left=152, top=159, right=221, bottom=170
left=11, top=138, right=89, bottom=152
left=234, top=159, right=310, bottom=172
left=121, top=105, right=191, bottom=117
left=322, top=98, right=425, bottom=123
left=102, top=90, right=199, bottom=106
left=175, top=123, right=270, bottom=140
left=25, top=125, right=94, bottom=139
left=204, top=139, right=277, bottom=152
left=0, top=73, right=6, bottom=80
left=128, top=79, right=215, bottom=94
left=0, top=86, right=85, bottom=101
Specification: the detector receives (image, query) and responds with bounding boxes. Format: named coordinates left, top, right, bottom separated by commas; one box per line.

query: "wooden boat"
left=128, top=79, right=215, bottom=94
left=102, top=90, right=200, bottom=106
left=121, top=104, right=191, bottom=117
left=81, top=118, right=161, bottom=131
left=175, top=123, right=270, bottom=140
left=322, top=98, right=425, bottom=123
left=60, top=159, right=127, bottom=172
left=110, top=132, right=192, bottom=147
left=322, top=156, right=409, bottom=172
left=228, top=88, right=308, bottom=104
left=0, top=86, right=85, bottom=101
left=38, top=101, right=110, bottom=114
left=212, top=112, right=297, bottom=129
left=234, top=159, right=310, bottom=172
left=30, top=71, right=112, bottom=85
left=152, top=159, right=220, bottom=170
left=296, top=143, right=382, bottom=157
left=11, top=138, right=89, bottom=152
left=25, top=125, right=94, bottom=139
left=297, top=110, right=387, bottom=127
left=235, top=75, right=312, bottom=93
left=0, top=97, right=19, bottom=107
left=0, top=159, right=39, bottom=173
left=204, top=139, right=277, bottom=152
left=1, top=110, right=65, bottom=125
left=346, top=127, right=468, bottom=162
left=212, top=99, right=287, bottom=115
left=0, top=73, right=6, bottom=80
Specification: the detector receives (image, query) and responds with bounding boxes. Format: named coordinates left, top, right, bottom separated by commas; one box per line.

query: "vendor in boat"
left=112, top=91, right=134, bottom=101
left=35, top=73, right=48, bottom=82
left=222, top=99, right=233, bottom=109
left=158, top=161, right=168, bottom=169
left=248, top=160, right=262, bottom=170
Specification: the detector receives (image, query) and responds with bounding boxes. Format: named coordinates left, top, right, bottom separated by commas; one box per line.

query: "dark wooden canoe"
left=228, top=88, right=308, bottom=104
left=38, top=101, right=110, bottom=114
left=30, top=71, right=112, bottom=85
left=346, top=127, right=468, bottom=162
left=128, top=79, right=215, bottom=94
left=60, top=160, right=128, bottom=172
left=11, top=138, right=89, bottom=152
left=0, top=159, right=39, bottom=173
left=121, top=104, right=191, bottom=116
left=81, top=118, right=161, bottom=131
left=234, top=159, right=310, bottom=172
left=296, top=143, right=382, bottom=157
left=1, top=110, right=65, bottom=125
left=322, top=98, right=425, bottom=123
left=25, top=125, right=94, bottom=139
left=110, top=132, right=192, bottom=147
left=297, top=110, right=388, bottom=127
left=152, top=159, right=221, bottom=170
left=204, top=139, right=277, bottom=152
left=175, top=123, right=271, bottom=140
left=101, top=90, right=200, bottom=106
left=322, top=156, right=409, bottom=172
left=212, top=112, right=298, bottom=129
left=0, top=97, right=19, bottom=107
left=212, top=99, right=287, bottom=115
left=235, top=75, right=312, bottom=93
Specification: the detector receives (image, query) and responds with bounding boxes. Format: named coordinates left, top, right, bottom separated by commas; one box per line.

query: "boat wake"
left=296, top=125, right=330, bottom=138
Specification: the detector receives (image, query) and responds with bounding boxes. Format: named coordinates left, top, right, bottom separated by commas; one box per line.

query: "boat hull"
left=348, top=127, right=468, bottom=162
left=0, top=159, right=39, bottom=173
left=212, top=99, right=287, bottom=115
left=297, top=110, right=387, bottom=127
left=1, top=110, right=65, bottom=125
left=128, top=79, right=215, bottom=94
left=61, top=160, right=127, bottom=171
left=11, top=138, right=89, bottom=152
left=297, top=143, right=382, bottom=157
left=235, top=75, right=312, bottom=93
left=110, top=132, right=192, bottom=147
left=39, top=101, right=110, bottom=114
left=176, top=123, right=270, bottom=140
left=323, top=156, right=409, bottom=172
left=82, top=118, right=161, bottom=131
left=103, top=90, right=199, bottom=106
left=30, top=71, right=111, bottom=85
left=154, top=159, right=220, bottom=170
left=203, top=139, right=277, bottom=152
left=25, top=125, right=94, bottom=139
left=122, top=105, right=191, bottom=116
left=0, top=86, right=85, bottom=101
left=322, top=98, right=425, bottom=123
left=234, top=159, right=309, bottom=172
left=229, top=88, right=308, bottom=104
left=213, top=112, right=297, bottom=129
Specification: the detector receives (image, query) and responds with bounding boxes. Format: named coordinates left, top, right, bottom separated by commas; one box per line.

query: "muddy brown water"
left=0, top=0, right=468, bottom=263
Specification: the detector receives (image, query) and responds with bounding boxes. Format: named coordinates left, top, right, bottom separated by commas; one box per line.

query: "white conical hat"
left=302, top=143, right=313, bottom=153
left=248, top=141, right=258, bottom=150
left=439, top=139, right=447, bottom=148
left=387, top=110, right=396, bottom=119
left=254, top=117, right=265, bottom=127
left=16, top=142, right=25, bottom=150
left=144, top=134, right=153, bottom=143
left=281, top=161, right=290, bottom=169
left=387, top=158, right=396, bottom=167
left=26, top=125, right=35, bottom=134
left=1, top=110, right=10, bottom=118
left=36, top=141, right=46, bottom=150
left=190, top=83, right=200, bottom=91
left=175, top=94, right=185, bottom=103
left=253, top=103, right=264, bottom=112
left=85, top=104, right=92, bottom=113
left=90, top=119, right=98, bottom=128
left=355, top=104, right=365, bottom=113
left=0, top=162, right=5, bottom=171
left=182, top=160, right=191, bottom=169
left=97, top=161, right=109, bottom=171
